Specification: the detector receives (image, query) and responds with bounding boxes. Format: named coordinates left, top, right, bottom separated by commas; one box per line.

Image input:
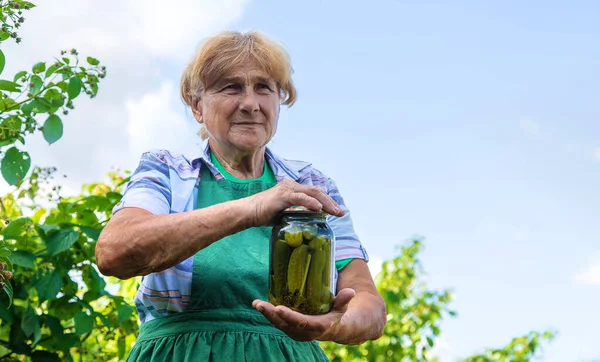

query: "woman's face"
left=193, top=62, right=281, bottom=153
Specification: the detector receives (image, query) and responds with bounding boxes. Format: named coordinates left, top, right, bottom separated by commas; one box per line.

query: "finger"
left=253, top=300, right=291, bottom=331
left=288, top=192, right=323, bottom=212
left=290, top=189, right=343, bottom=217
left=274, top=305, right=330, bottom=333
left=296, top=186, right=344, bottom=217
left=331, top=288, right=356, bottom=312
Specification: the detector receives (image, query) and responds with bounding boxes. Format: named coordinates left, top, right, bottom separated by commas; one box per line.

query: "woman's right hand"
left=247, top=180, right=345, bottom=227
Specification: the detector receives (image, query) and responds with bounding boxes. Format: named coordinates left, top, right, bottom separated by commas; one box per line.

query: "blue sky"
left=232, top=1, right=600, bottom=360
left=2, top=0, right=598, bottom=360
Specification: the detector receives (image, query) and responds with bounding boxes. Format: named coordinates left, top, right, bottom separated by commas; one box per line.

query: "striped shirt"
left=113, top=141, right=370, bottom=323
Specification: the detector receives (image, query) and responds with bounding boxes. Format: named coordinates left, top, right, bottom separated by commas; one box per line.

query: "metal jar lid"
left=280, top=205, right=327, bottom=217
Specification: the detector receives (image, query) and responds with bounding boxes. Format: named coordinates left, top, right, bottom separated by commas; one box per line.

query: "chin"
left=229, top=134, right=269, bottom=151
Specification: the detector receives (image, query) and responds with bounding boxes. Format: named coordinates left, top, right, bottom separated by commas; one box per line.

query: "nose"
left=239, top=89, right=260, bottom=113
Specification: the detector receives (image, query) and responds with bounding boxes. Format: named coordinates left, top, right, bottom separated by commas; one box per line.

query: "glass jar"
left=268, top=206, right=336, bottom=315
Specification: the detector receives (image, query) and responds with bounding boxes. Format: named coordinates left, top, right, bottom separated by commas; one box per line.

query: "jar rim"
left=280, top=206, right=327, bottom=217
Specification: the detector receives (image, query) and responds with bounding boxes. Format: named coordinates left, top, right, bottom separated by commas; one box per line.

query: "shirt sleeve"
left=326, top=177, right=369, bottom=263
left=112, top=151, right=172, bottom=216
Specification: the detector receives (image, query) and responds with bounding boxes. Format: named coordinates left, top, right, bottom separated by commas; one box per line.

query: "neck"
left=208, top=140, right=266, bottom=179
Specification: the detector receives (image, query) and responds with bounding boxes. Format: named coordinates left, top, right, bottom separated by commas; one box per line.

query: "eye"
left=222, top=84, right=241, bottom=91
left=257, top=83, right=273, bottom=91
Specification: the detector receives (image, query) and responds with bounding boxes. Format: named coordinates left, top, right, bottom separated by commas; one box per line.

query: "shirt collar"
left=190, top=139, right=302, bottom=181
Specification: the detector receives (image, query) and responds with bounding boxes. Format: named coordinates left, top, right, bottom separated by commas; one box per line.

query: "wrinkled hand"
left=246, top=180, right=344, bottom=227
left=252, top=288, right=356, bottom=342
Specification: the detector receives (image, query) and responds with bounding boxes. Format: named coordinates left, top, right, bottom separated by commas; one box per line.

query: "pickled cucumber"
left=302, top=225, right=317, bottom=240
left=284, top=228, right=303, bottom=247
left=309, top=236, right=326, bottom=251
left=322, top=286, right=334, bottom=306
left=287, top=245, right=310, bottom=294
left=269, top=218, right=335, bottom=314
left=306, top=249, right=327, bottom=311
left=271, top=239, right=291, bottom=301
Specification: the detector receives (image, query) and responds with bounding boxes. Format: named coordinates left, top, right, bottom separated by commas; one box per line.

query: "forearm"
left=320, top=290, right=387, bottom=344
left=96, top=198, right=253, bottom=279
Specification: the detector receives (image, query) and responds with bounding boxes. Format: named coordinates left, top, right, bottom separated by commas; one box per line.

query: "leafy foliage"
left=320, top=239, right=555, bottom=361
left=462, top=331, right=555, bottom=362
left=0, top=0, right=107, bottom=308
left=0, top=168, right=138, bottom=361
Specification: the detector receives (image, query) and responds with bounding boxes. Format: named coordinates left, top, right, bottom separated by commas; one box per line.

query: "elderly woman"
left=96, top=30, right=386, bottom=361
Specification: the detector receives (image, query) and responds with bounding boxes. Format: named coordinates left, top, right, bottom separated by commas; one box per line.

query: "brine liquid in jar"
left=268, top=206, right=336, bottom=315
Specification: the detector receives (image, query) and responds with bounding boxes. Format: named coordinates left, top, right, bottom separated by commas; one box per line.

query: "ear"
left=191, top=97, right=203, bottom=124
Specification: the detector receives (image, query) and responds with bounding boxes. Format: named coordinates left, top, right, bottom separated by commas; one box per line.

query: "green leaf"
left=1, top=279, right=13, bottom=308
left=0, top=79, right=21, bottom=92
left=21, top=307, right=40, bottom=338
left=62, top=277, right=78, bottom=297
left=45, top=63, right=60, bottom=78
left=56, top=81, right=68, bottom=92
left=0, top=31, right=10, bottom=41
left=0, top=287, right=14, bottom=319
left=1, top=147, right=31, bottom=186
left=86, top=57, right=100, bottom=66
left=48, top=296, right=82, bottom=320
left=74, top=312, right=94, bottom=336
left=29, top=98, right=51, bottom=113
left=10, top=250, right=35, bottom=268
left=82, top=264, right=106, bottom=301
left=35, top=223, right=60, bottom=238
left=6, top=216, right=33, bottom=236
left=45, top=229, right=80, bottom=255
left=0, top=97, right=17, bottom=112
left=44, top=315, right=64, bottom=339
left=21, top=1, right=36, bottom=8
left=42, top=114, right=63, bottom=145
left=90, top=82, right=99, bottom=96
left=0, top=245, right=10, bottom=257
left=426, top=336, right=434, bottom=347
left=117, top=304, right=134, bottom=323
left=13, top=70, right=27, bottom=82
left=21, top=100, right=34, bottom=115
left=0, top=49, right=5, bottom=75
left=31, top=351, right=61, bottom=362
left=30, top=75, right=43, bottom=94
left=43, top=88, right=64, bottom=108
left=79, top=226, right=100, bottom=241
left=32, top=62, right=46, bottom=74
left=55, top=333, right=79, bottom=350
left=35, top=269, right=62, bottom=302
left=118, top=336, right=126, bottom=359
left=67, top=76, right=82, bottom=99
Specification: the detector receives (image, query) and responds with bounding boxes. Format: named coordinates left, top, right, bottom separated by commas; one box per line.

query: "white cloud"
left=0, top=0, right=250, bottom=195
left=574, top=263, right=600, bottom=286
left=125, top=81, right=201, bottom=159
left=130, top=0, right=248, bottom=59
left=594, top=148, right=600, bottom=161
left=430, top=335, right=453, bottom=360
left=519, top=119, right=540, bottom=135
left=368, top=255, right=383, bottom=278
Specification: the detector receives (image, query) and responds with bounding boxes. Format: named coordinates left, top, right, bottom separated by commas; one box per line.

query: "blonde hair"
left=180, top=30, right=297, bottom=139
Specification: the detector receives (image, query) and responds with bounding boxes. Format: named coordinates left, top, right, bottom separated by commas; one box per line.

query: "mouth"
left=233, top=122, right=261, bottom=126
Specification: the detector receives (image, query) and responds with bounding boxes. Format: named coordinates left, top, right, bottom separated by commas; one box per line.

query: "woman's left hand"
left=252, top=288, right=356, bottom=342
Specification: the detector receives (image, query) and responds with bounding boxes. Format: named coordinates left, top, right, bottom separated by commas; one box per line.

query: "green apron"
left=126, top=164, right=330, bottom=361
